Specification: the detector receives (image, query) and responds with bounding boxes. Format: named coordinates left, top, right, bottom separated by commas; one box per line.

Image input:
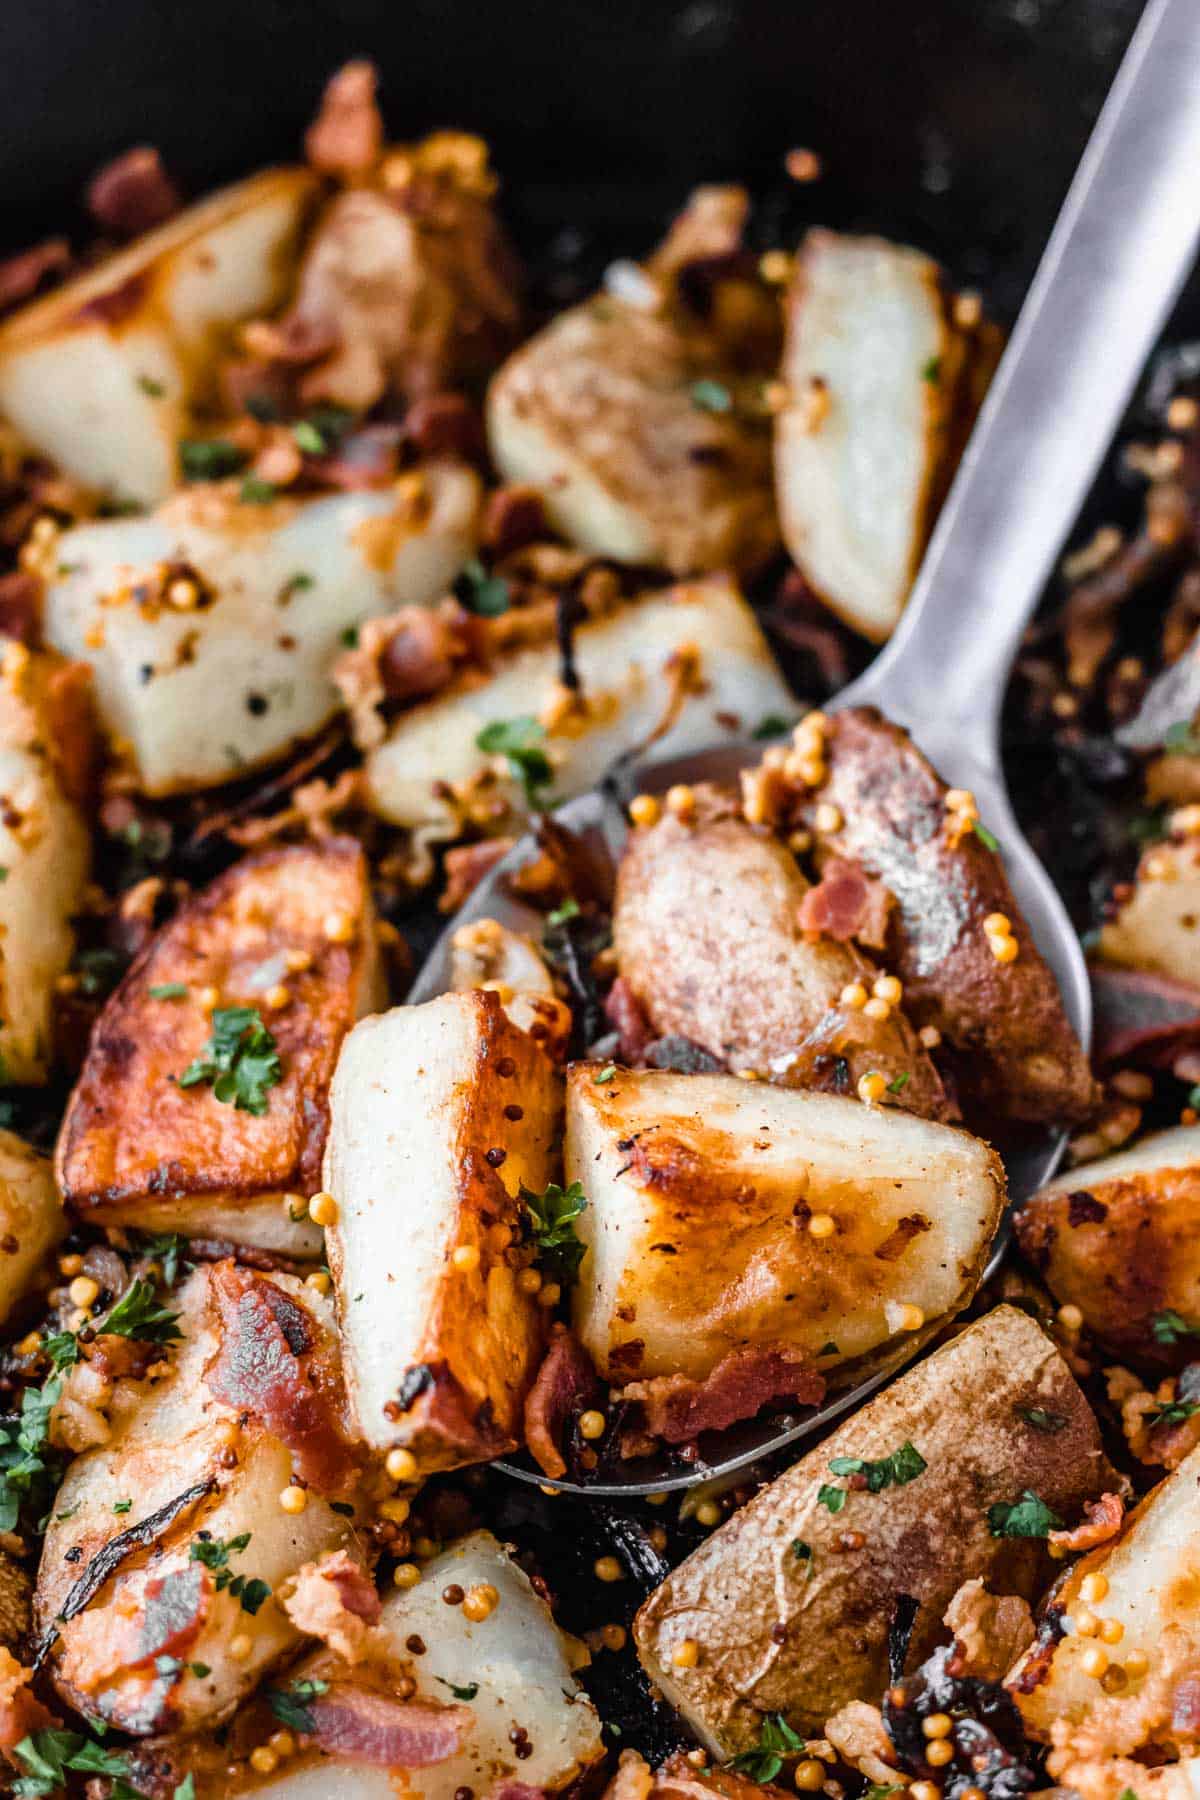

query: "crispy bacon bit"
left=405, top=392, right=486, bottom=462
left=0, top=1647, right=55, bottom=1749
left=873, top=1214, right=932, bottom=1263
left=59, top=1561, right=210, bottom=1695
left=0, top=239, right=71, bottom=315
left=440, top=838, right=516, bottom=914
left=204, top=1262, right=357, bottom=1497
left=86, top=147, right=181, bottom=238
left=482, top=484, right=549, bottom=558
left=0, top=571, right=42, bottom=642
left=305, top=60, right=384, bottom=179
left=335, top=602, right=471, bottom=752
left=282, top=1550, right=378, bottom=1664
left=604, top=977, right=653, bottom=1063
left=1090, top=964, right=1200, bottom=1066
left=620, top=1347, right=825, bottom=1445
left=797, top=858, right=893, bottom=946
left=1047, top=1491, right=1125, bottom=1556
left=524, top=1326, right=603, bottom=1479
left=943, top=1578, right=1034, bottom=1682
left=82, top=1333, right=159, bottom=1382
left=598, top=1752, right=656, bottom=1800
left=822, top=1702, right=900, bottom=1786
left=307, top=1685, right=471, bottom=1766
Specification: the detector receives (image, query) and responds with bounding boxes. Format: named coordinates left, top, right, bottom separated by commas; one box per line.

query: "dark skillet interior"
left=0, top=0, right=1183, bottom=1766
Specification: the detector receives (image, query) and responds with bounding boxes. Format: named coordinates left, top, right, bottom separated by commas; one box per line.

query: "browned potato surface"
left=57, top=838, right=385, bottom=1254
left=1015, top=1123, right=1200, bottom=1362
left=806, top=708, right=1099, bottom=1128
left=613, top=785, right=950, bottom=1117
left=634, top=1305, right=1119, bottom=1747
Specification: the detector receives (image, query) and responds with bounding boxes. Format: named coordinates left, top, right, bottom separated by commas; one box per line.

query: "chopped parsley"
left=987, top=1490, right=1063, bottom=1539
left=189, top=1531, right=270, bottom=1611
left=14, top=1728, right=144, bottom=1796
left=283, top=571, right=315, bottom=602
left=292, top=420, right=327, bottom=455
left=1016, top=1405, right=1068, bottom=1433
left=437, top=1677, right=480, bottom=1700
left=594, top=1064, right=618, bottom=1084
left=886, top=1071, right=910, bottom=1095
left=137, top=374, right=165, bottom=398
left=547, top=897, right=581, bottom=927
left=863, top=1787, right=904, bottom=1800
left=73, top=946, right=126, bottom=998
left=113, top=1499, right=132, bottom=1514
left=101, top=1279, right=182, bottom=1345
left=178, top=1006, right=281, bottom=1115
left=690, top=378, right=733, bottom=414
left=827, top=1441, right=927, bottom=1493
left=0, top=1377, right=66, bottom=1534
left=791, top=1539, right=812, bottom=1566
left=239, top=475, right=278, bottom=505
left=340, top=625, right=359, bottom=648
left=1146, top=1398, right=1200, bottom=1428
left=149, top=982, right=188, bottom=1000
left=753, top=714, right=792, bottom=740
left=138, top=1232, right=190, bottom=1287
left=179, top=438, right=246, bottom=482
left=973, top=820, right=1000, bottom=852
left=266, top=1676, right=330, bottom=1733
left=921, top=356, right=942, bottom=384
left=729, top=1712, right=804, bottom=1783
left=475, top=715, right=554, bottom=807
left=1164, top=720, right=1200, bottom=756
left=459, top=556, right=511, bottom=618
left=817, top=1483, right=846, bottom=1514
left=175, top=1777, right=197, bottom=1800
left=42, top=1331, right=80, bottom=1373
left=1152, top=1309, right=1200, bottom=1346
left=521, top=1179, right=588, bottom=1284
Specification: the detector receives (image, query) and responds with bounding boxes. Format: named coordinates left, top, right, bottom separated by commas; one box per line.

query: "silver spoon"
left=412, top=0, right=1200, bottom=1496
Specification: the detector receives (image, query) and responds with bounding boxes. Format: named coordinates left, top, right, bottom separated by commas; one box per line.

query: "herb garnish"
left=1164, top=720, right=1200, bottom=756
left=0, top=1379, right=65, bottom=1532
left=101, top=1279, right=182, bottom=1345
left=791, top=1539, right=812, bottom=1566
left=973, top=820, right=1000, bottom=852
left=189, top=1531, right=270, bottom=1611
left=149, top=982, right=188, bottom=1000
left=459, top=556, right=511, bottom=618
left=729, top=1713, right=804, bottom=1783
left=137, top=375, right=165, bottom=398
left=690, top=378, right=733, bottom=414
left=1152, top=1309, right=1200, bottom=1346
left=138, top=1232, right=190, bottom=1287
left=987, top=1490, right=1063, bottom=1539
left=239, top=475, right=277, bottom=505
left=437, top=1677, right=480, bottom=1700
left=886, top=1071, right=910, bottom=1095
left=179, top=438, right=246, bottom=482
left=817, top=1483, right=846, bottom=1514
left=179, top=1006, right=281, bottom=1115
left=594, top=1064, right=617, bottom=1084
left=1016, top=1405, right=1068, bottom=1433
left=113, top=1499, right=132, bottom=1514
left=475, top=716, right=554, bottom=807
left=753, top=714, right=791, bottom=740
left=921, top=356, right=942, bottom=384
left=521, top=1179, right=588, bottom=1283
left=826, top=1441, right=927, bottom=1493
left=266, top=1677, right=329, bottom=1733
left=13, top=1728, right=144, bottom=1797
left=1146, top=1398, right=1200, bottom=1428
left=547, top=897, right=581, bottom=927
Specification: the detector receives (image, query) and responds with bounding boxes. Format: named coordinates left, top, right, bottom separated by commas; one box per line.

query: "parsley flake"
left=1164, top=720, right=1200, bottom=757
left=594, top=1064, right=618, bottom=1084
left=921, top=356, right=942, bottom=384
left=1146, top=1398, right=1200, bottom=1428
left=266, top=1677, right=329, bottom=1733
left=973, top=820, right=1000, bottom=852
left=475, top=716, right=554, bottom=807
left=189, top=1531, right=269, bottom=1610
left=179, top=438, right=246, bottom=482
left=113, top=1499, right=132, bottom=1514
left=1016, top=1405, right=1068, bottom=1433
left=817, top=1483, right=846, bottom=1514
left=149, top=982, right=188, bottom=1000
left=729, top=1712, right=804, bottom=1783
left=521, top=1179, right=588, bottom=1284
left=239, top=475, right=278, bottom=505
left=987, top=1489, right=1063, bottom=1539
left=101, top=1278, right=182, bottom=1345
left=459, top=557, right=511, bottom=618
left=178, top=1006, right=281, bottom=1115
left=1152, top=1309, right=1200, bottom=1346
left=753, top=714, right=791, bottom=740
left=827, top=1441, right=927, bottom=1493
left=886, top=1071, right=910, bottom=1095
left=138, top=1232, right=190, bottom=1287
left=547, top=898, right=581, bottom=927
left=437, top=1677, right=480, bottom=1700
left=691, top=379, right=733, bottom=414
left=137, top=375, right=165, bottom=398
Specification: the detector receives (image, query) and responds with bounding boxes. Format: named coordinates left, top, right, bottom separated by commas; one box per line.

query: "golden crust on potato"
left=56, top=837, right=385, bottom=1254
left=1015, top=1123, right=1200, bottom=1362
left=806, top=708, right=1099, bottom=1128
left=613, top=784, right=950, bottom=1117
left=634, top=1305, right=1119, bottom=1746
left=323, top=989, right=562, bottom=1473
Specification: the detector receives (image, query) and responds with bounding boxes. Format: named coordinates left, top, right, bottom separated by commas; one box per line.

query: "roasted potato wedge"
left=1098, top=835, right=1200, bottom=985
left=613, top=784, right=950, bottom=1118
left=134, top=1530, right=603, bottom=1799
left=0, top=168, right=318, bottom=507
left=362, top=574, right=796, bottom=835
left=0, top=645, right=93, bottom=1082
left=1015, top=1123, right=1200, bottom=1362
left=567, top=1065, right=1003, bottom=1385
left=57, top=839, right=384, bottom=1255
left=36, top=1262, right=365, bottom=1735
left=1010, top=1439, right=1200, bottom=1754
left=323, top=989, right=561, bottom=1472
left=775, top=229, right=996, bottom=642
left=0, top=1130, right=63, bottom=1326
left=635, top=1304, right=1119, bottom=1747
left=44, top=463, right=480, bottom=795
left=487, top=297, right=778, bottom=577
left=805, top=708, right=1099, bottom=1128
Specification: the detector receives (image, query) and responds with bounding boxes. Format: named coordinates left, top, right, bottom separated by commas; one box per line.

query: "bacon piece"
left=0, top=1647, right=56, bottom=1749
left=282, top=1550, right=379, bottom=1664
left=441, top=838, right=516, bottom=914
left=305, top=60, right=384, bottom=179
left=620, top=1347, right=825, bottom=1444
left=0, top=572, right=42, bottom=642
left=494, top=1785, right=553, bottom=1800
left=204, top=1263, right=357, bottom=1497
left=1090, top=963, right=1200, bottom=1066
left=0, top=239, right=70, bottom=315
left=482, top=484, right=549, bottom=558
left=524, top=1327, right=603, bottom=1479
left=604, top=977, right=653, bottom=1063
left=406, top=392, right=486, bottom=463
left=85, top=147, right=181, bottom=238
left=305, top=424, right=403, bottom=491
left=1048, top=1491, right=1125, bottom=1556
left=943, top=1578, right=1034, bottom=1682
left=82, top=1333, right=159, bottom=1382
left=378, top=606, right=465, bottom=703
left=59, top=1562, right=210, bottom=1693
left=307, top=1685, right=471, bottom=1766
left=796, top=857, right=894, bottom=949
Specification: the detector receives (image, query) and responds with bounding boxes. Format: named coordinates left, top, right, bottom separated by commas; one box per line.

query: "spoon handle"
left=843, top=0, right=1200, bottom=760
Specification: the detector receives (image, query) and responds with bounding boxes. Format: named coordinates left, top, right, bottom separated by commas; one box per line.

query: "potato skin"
left=613, top=786, right=949, bottom=1118
left=0, top=1130, right=63, bottom=1327
left=805, top=709, right=1099, bottom=1129
left=56, top=838, right=384, bottom=1253
left=634, top=1305, right=1119, bottom=1747
left=1015, top=1128, right=1200, bottom=1364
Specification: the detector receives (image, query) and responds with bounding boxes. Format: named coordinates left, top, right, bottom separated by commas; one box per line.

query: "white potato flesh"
left=567, top=1067, right=1004, bottom=1383
left=1011, top=1439, right=1200, bottom=1740
left=0, top=1131, right=62, bottom=1325
left=0, top=169, right=317, bottom=507
left=44, top=463, right=480, bottom=794
left=241, top=1532, right=602, bottom=1800
left=323, top=991, right=562, bottom=1471
left=36, top=1265, right=364, bottom=1736
left=1098, top=837, right=1200, bottom=984
left=363, top=574, right=797, bottom=831
left=775, top=230, right=956, bottom=643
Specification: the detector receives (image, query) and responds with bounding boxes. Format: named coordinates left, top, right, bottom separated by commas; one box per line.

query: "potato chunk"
left=635, top=1305, right=1118, bottom=1746
left=362, top=574, right=796, bottom=834
left=1010, top=1440, right=1200, bottom=1753
left=567, top=1066, right=1003, bottom=1386
left=0, top=1130, right=63, bottom=1326
left=57, top=839, right=384, bottom=1255
left=0, top=168, right=317, bottom=507
left=775, top=229, right=996, bottom=641
left=44, top=463, right=479, bottom=795
left=1016, top=1123, right=1200, bottom=1361
left=323, top=989, right=561, bottom=1472
left=487, top=298, right=778, bottom=576
left=613, top=784, right=949, bottom=1118
left=36, top=1262, right=365, bottom=1736
left=1098, top=835, right=1200, bottom=985
left=0, top=647, right=92, bottom=1082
